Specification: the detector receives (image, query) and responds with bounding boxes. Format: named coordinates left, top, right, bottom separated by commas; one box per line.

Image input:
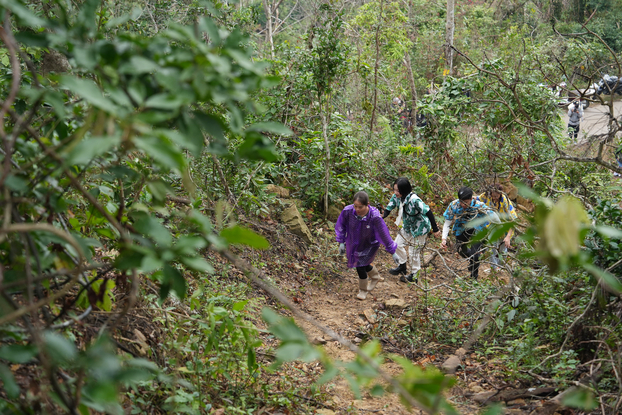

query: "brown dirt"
left=278, top=223, right=509, bottom=415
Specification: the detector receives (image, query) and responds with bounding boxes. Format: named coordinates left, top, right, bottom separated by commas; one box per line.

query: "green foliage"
left=0, top=0, right=285, bottom=411
left=585, top=199, right=622, bottom=278
left=262, top=308, right=458, bottom=413
left=307, top=3, right=349, bottom=99
left=284, top=114, right=384, bottom=208
left=130, top=284, right=267, bottom=414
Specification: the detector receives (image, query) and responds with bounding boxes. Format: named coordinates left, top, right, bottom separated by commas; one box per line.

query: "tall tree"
left=445, top=0, right=456, bottom=75
left=307, top=3, right=349, bottom=216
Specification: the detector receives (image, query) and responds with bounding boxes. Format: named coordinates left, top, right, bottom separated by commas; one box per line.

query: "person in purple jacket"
left=335, top=191, right=400, bottom=300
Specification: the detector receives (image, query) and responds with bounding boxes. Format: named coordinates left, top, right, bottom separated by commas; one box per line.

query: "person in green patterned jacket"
left=382, top=178, right=440, bottom=283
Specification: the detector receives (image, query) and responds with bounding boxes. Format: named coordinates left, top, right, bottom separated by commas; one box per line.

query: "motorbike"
left=596, top=74, right=622, bottom=96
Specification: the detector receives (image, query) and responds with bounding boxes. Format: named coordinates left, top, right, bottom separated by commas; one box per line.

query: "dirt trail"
left=297, top=251, right=423, bottom=414
left=293, top=240, right=489, bottom=415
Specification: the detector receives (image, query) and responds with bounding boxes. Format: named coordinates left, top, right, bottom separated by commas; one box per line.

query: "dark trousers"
left=456, top=230, right=482, bottom=279
left=356, top=265, right=373, bottom=279
left=568, top=123, right=579, bottom=139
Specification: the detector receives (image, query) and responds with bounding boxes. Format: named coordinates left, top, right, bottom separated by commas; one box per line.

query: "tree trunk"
left=404, top=53, right=418, bottom=131
left=263, top=0, right=281, bottom=59
left=405, top=0, right=418, bottom=131
left=369, top=0, right=384, bottom=138
left=322, top=104, right=330, bottom=218
left=445, top=0, right=455, bottom=75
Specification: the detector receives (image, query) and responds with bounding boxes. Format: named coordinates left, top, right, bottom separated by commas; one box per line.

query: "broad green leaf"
left=200, top=17, right=221, bottom=44
left=60, top=76, right=118, bottom=115
left=544, top=196, right=589, bottom=259
left=115, top=247, right=145, bottom=270
left=14, top=31, right=49, bottom=47
left=132, top=212, right=172, bottom=246
left=247, top=348, right=257, bottom=371
left=180, top=256, right=214, bottom=273
left=226, top=49, right=260, bottom=73
left=65, top=134, right=122, bottom=166
left=0, top=363, right=19, bottom=399
left=0, top=344, right=38, bottom=363
left=237, top=131, right=278, bottom=162
left=119, top=56, right=160, bottom=75
left=135, top=136, right=186, bottom=171
left=583, top=264, right=622, bottom=294
left=488, top=222, right=515, bottom=242
left=77, top=0, right=100, bottom=31
left=82, top=380, right=118, bottom=404
left=468, top=227, right=489, bottom=243
left=146, top=180, right=172, bottom=202
left=194, top=112, right=226, bottom=142
left=95, top=228, right=116, bottom=239
left=37, top=91, right=66, bottom=122
left=232, top=300, right=248, bottom=312
left=246, top=122, right=292, bottom=136
left=480, top=403, right=504, bottom=415
left=174, top=236, right=207, bottom=255
left=370, top=384, right=385, bottom=397
left=126, top=358, right=159, bottom=372
left=188, top=210, right=213, bottom=234
left=155, top=128, right=201, bottom=158
left=0, top=0, right=47, bottom=27
left=162, top=264, right=186, bottom=299
left=262, top=308, right=308, bottom=343
left=144, top=93, right=191, bottom=111
left=220, top=225, right=270, bottom=250
left=43, top=332, right=78, bottom=364
left=561, top=387, right=598, bottom=410
left=593, top=225, right=622, bottom=239
left=4, top=175, right=29, bottom=193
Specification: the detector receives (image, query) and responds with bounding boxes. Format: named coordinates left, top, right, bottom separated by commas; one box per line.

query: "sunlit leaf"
left=593, top=225, right=622, bottom=239
left=246, top=122, right=292, bottom=136
left=220, top=225, right=270, bottom=250
left=561, top=387, right=598, bottom=410
left=60, top=76, right=118, bottom=115
left=544, top=196, right=589, bottom=259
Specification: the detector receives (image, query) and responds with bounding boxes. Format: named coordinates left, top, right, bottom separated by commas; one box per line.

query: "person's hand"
left=392, top=253, right=400, bottom=264
left=339, top=243, right=346, bottom=255
left=504, top=236, right=512, bottom=249
left=441, top=238, right=447, bottom=249
left=432, top=230, right=441, bottom=239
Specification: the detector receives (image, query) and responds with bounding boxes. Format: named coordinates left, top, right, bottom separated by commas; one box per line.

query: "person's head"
left=353, top=191, right=370, bottom=217
left=489, top=183, right=503, bottom=202
left=393, top=177, right=412, bottom=199
left=457, top=186, right=473, bottom=208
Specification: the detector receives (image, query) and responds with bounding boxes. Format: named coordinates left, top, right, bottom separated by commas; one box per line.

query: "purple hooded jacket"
left=335, top=205, right=397, bottom=268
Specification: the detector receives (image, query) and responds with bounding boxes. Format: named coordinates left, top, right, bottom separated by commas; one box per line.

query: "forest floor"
left=242, top=214, right=552, bottom=415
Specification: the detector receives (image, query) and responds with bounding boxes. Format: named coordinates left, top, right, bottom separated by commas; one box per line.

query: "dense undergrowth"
left=1, top=0, right=622, bottom=414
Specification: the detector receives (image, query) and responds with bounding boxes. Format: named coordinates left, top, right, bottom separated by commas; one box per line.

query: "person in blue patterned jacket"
left=441, top=186, right=499, bottom=280
left=382, top=178, right=440, bottom=283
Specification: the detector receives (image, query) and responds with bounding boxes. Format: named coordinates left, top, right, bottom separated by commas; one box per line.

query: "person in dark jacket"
left=335, top=191, right=399, bottom=300
left=567, top=101, right=583, bottom=139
